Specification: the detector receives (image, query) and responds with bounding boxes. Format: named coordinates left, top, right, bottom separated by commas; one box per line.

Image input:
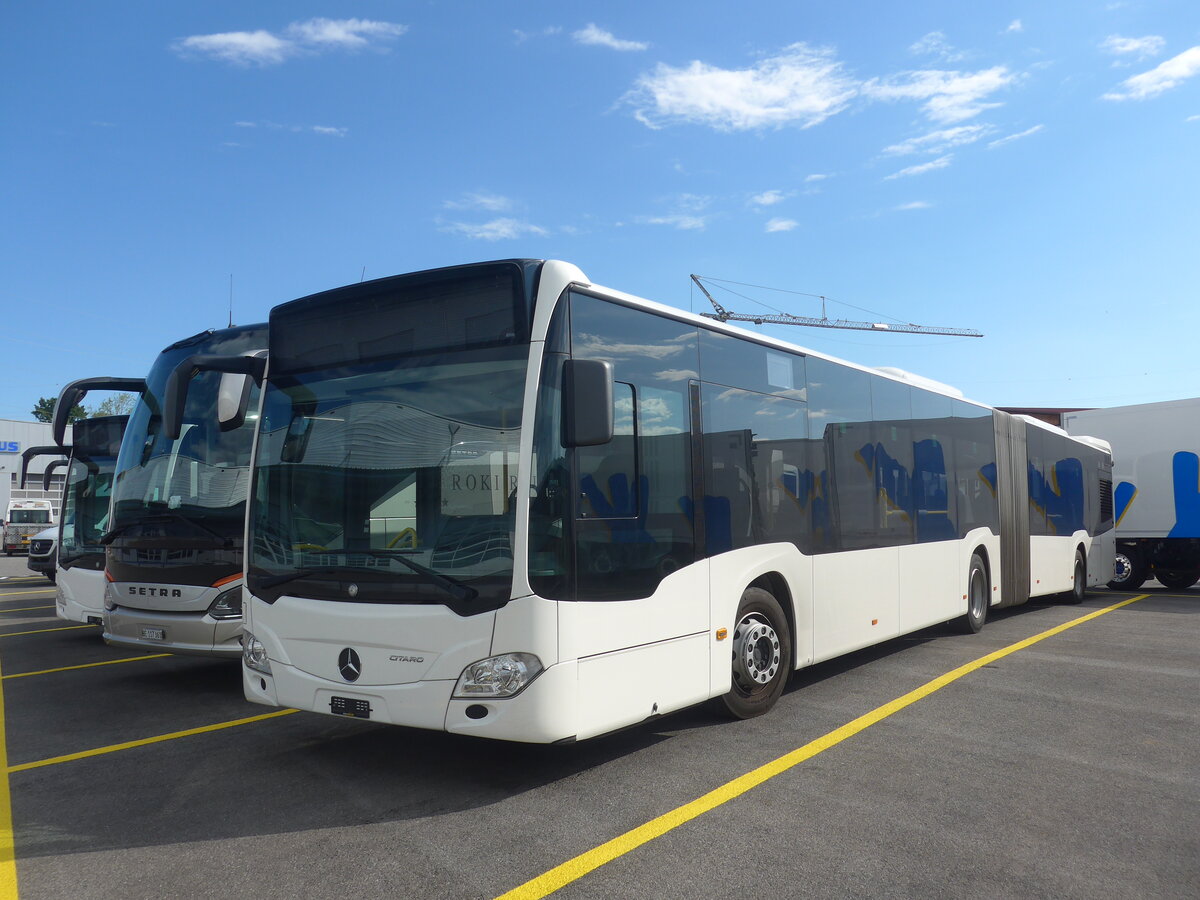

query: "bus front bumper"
left=244, top=657, right=579, bottom=744
left=104, top=606, right=244, bottom=658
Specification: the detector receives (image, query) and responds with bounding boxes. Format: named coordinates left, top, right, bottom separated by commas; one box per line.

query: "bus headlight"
left=453, top=653, right=543, bottom=699
left=208, top=587, right=243, bottom=620
left=243, top=632, right=272, bottom=675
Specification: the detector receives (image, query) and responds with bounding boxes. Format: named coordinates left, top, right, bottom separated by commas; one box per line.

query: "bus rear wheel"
left=720, top=587, right=791, bottom=720
left=955, top=553, right=989, bottom=634
left=1065, top=550, right=1087, bottom=604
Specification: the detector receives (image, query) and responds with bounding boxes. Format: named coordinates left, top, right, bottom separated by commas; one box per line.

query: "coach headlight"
left=453, top=653, right=543, bottom=699
left=207, top=586, right=243, bottom=620
left=243, top=632, right=272, bottom=675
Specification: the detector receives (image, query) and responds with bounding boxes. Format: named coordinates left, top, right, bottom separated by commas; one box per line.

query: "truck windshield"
left=108, top=325, right=265, bottom=585
left=248, top=345, right=527, bottom=612
left=9, top=509, right=50, bottom=525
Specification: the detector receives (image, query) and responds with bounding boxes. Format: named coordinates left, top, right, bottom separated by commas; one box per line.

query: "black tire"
left=1109, top=550, right=1147, bottom=590
left=954, top=553, right=989, bottom=634
left=1154, top=569, right=1200, bottom=591
left=719, top=587, right=791, bottom=720
left=1064, top=550, right=1086, bottom=604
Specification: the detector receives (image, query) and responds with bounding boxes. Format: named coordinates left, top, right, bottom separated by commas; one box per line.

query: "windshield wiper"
left=356, top=550, right=478, bottom=602
left=100, top=511, right=233, bottom=547
left=253, top=553, right=477, bottom=602
left=254, top=567, right=347, bottom=590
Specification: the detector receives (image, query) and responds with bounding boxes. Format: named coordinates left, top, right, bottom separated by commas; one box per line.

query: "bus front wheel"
left=955, top=553, right=989, bottom=634
left=719, top=587, right=791, bottom=720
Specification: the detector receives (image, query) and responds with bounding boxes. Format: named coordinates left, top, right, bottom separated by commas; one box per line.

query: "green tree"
left=90, top=393, right=136, bottom=417
left=31, top=396, right=86, bottom=424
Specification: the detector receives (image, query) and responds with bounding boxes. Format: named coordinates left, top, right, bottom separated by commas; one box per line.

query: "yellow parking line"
left=0, top=625, right=94, bottom=638
left=0, top=607, right=54, bottom=613
left=495, top=595, right=1148, bottom=900
left=0, top=591, right=57, bottom=599
left=0, top=654, right=18, bottom=897
left=7, top=709, right=299, bottom=774
left=3, top=655, right=172, bottom=680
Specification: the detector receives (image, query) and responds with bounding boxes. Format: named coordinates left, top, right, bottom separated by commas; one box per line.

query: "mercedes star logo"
left=338, top=647, right=362, bottom=682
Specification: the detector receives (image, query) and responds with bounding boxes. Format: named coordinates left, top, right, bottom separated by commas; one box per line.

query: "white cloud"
left=751, top=189, right=790, bottom=206
left=895, top=201, right=931, bottom=210
left=804, top=173, right=830, bottom=183
left=443, top=218, right=549, bottom=241
left=883, top=124, right=990, bottom=155
left=175, top=30, right=292, bottom=66
left=765, top=217, right=798, bottom=232
left=286, top=18, right=406, bottom=48
left=987, top=124, right=1044, bottom=148
left=909, top=32, right=967, bottom=63
left=232, top=120, right=347, bottom=137
left=625, top=43, right=858, bottom=131
left=514, top=26, right=563, bottom=43
left=1188, top=115, right=1200, bottom=122
left=884, top=154, right=954, bottom=180
left=311, top=126, right=347, bottom=137
left=573, top=24, right=648, bottom=52
left=865, top=66, right=1015, bottom=123
left=444, top=192, right=513, bottom=212
left=174, top=17, right=406, bottom=65
left=1104, top=46, right=1200, bottom=100
left=234, top=120, right=257, bottom=128
left=1101, top=34, right=1166, bottom=61
left=1005, top=20, right=1024, bottom=34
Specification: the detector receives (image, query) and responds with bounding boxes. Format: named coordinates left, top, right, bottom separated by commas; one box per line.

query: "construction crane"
left=690, top=275, right=983, bottom=337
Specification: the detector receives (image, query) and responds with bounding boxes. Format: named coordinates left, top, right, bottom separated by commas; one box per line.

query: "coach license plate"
left=140, top=626, right=166, bottom=641
left=330, top=696, right=372, bottom=719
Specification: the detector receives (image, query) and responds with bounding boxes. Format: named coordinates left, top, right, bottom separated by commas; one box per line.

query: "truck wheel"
left=1154, top=569, right=1199, bottom=590
left=954, top=553, right=989, bottom=633
left=1108, top=550, right=1147, bottom=590
left=719, top=587, right=791, bottom=720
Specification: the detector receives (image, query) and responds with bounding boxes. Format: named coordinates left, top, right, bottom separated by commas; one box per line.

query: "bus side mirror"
left=217, top=351, right=267, bottom=432
left=563, top=359, right=614, bottom=447
left=165, top=352, right=267, bottom=441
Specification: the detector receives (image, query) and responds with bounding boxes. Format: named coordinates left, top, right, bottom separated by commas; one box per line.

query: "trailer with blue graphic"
left=1063, top=398, right=1200, bottom=590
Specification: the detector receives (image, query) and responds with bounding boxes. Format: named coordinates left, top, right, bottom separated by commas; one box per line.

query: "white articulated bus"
left=96, top=326, right=266, bottom=656
left=171, top=260, right=1114, bottom=743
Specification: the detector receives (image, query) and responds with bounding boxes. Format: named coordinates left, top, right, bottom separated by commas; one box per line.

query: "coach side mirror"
left=562, top=359, right=614, bottom=447
left=217, top=351, right=268, bottom=432
left=165, top=352, right=267, bottom=440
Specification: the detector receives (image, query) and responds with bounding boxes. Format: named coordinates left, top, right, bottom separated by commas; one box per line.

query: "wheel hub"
left=732, top=614, right=781, bottom=686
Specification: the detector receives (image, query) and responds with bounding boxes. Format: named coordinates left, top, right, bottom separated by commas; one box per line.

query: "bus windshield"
left=58, top=457, right=115, bottom=567
left=108, top=325, right=265, bottom=583
left=248, top=346, right=527, bottom=611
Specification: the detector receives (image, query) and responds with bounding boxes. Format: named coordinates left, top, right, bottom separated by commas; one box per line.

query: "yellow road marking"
left=495, top=595, right=1147, bottom=900
left=0, top=591, right=57, bottom=599
left=0, top=647, right=19, bottom=897
left=7, top=709, right=299, bottom=773
left=3, top=655, right=172, bottom=680
left=0, top=608, right=54, bottom=614
left=0, top=625, right=94, bottom=638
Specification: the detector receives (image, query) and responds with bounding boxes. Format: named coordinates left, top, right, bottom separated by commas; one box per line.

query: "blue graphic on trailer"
left=1115, top=451, right=1200, bottom=536
left=1168, top=451, right=1200, bottom=538
left=1113, top=481, right=1137, bottom=527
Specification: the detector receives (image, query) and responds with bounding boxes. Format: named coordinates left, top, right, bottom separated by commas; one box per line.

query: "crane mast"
left=690, top=275, right=983, bottom=337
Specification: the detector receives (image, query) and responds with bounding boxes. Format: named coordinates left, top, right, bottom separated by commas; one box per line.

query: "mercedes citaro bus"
left=169, top=260, right=1114, bottom=743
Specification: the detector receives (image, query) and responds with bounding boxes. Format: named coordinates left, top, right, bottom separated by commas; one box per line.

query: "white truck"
left=2, top=499, right=56, bottom=556
left=1063, top=398, right=1200, bottom=590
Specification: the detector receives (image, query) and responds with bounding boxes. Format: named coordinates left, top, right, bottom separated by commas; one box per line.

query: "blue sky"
left=3, top=1, right=1198, bottom=420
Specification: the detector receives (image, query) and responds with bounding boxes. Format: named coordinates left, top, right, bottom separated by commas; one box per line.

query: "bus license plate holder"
left=330, top=696, right=371, bottom=719
left=140, top=626, right=166, bottom=641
